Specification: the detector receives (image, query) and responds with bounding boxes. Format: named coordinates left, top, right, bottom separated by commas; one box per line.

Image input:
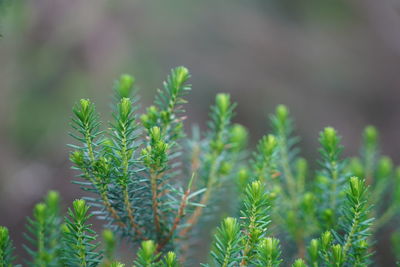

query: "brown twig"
left=83, top=168, right=126, bottom=228
left=178, top=189, right=209, bottom=238
left=86, top=169, right=146, bottom=238
left=100, top=191, right=126, bottom=228
left=157, top=186, right=190, bottom=252
left=123, top=189, right=146, bottom=238
left=150, top=171, right=162, bottom=240
left=83, top=140, right=128, bottom=229
left=179, top=160, right=218, bottom=238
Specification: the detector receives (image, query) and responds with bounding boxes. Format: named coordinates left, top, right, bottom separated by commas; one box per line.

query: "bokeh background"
left=1, top=0, right=400, bottom=265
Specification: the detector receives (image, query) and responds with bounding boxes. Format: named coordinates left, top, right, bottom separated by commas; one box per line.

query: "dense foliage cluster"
left=1, top=67, right=399, bottom=266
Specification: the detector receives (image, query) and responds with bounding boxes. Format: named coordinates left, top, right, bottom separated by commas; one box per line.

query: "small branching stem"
left=278, top=137, right=306, bottom=257
left=329, top=165, right=339, bottom=211
left=179, top=155, right=218, bottom=237
left=150, top=171, right=162, bottom=240
left=157, top=187, right=190, bottom=252
left=123, top=189, right=145, bottom=238
left=83, top=167, right=125, bottom=228
left=119, top=128, right=145, bottom=238
left=240, top=211, right=256, bottom=266
left=342, top=207, right=361, bottom=263
left=222, top=243, right=234, bottom=267
left=120, top=116, right=148, bottom=238
left=36, top=220, right=45, bottom=267
left=76, top=223, right=88, bottom=267
left=191, top=144, right=201, bottom=173
left=82, top=129, right=126, bottom=229
left=100, top=191, right=125, bottom=228
left=84, top=126, right=95, bottom=163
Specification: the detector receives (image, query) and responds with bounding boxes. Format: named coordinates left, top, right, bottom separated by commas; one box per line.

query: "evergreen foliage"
left=0, top=226, right=17, bottom=267
left=1, top=66, right=399, bottom=266
left=317, top=127, right=347, bottom=229
left=23, top=191, right=62, bottom=266
left=207, top=177, right=373, bottom=267
left=62, top=199, right=102, bottom=267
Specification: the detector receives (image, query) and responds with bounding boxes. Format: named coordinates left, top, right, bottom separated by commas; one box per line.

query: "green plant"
left=23, top=191, right=62, bottom=266
left=0, top=226, right=17, bottom=267
left=1, top=66, right=399, bottom=266
left=206, top=177, right=373, bottom=267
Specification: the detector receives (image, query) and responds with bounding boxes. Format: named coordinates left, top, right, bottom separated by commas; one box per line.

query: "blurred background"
left=1, top=0, right=400, bottom=265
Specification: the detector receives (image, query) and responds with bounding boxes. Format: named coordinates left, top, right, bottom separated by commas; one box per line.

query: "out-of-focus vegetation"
left=1, top=0, right=400, bottom=265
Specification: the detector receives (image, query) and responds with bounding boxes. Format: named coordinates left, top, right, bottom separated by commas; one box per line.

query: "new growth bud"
left=110, top=262, right=125, bottom=267
left=150, top=126, right=161, bottom=142
left=237, top=168, right=250, bottom=187
left=230, top=124, right=248, bottom=151
left=292, top=259, right=307, bottom=267
left=70, top=150, right=84, bottom=166
left=332, top=244, right=343, bottom=264
left=216, top=93, right=231, bottom=114
left=320, top=127, right=339, bottom=152
left=141, top=240, right=157, bottom=259
left=73, top=99, right=95, bottom=125
left=45, top=190, right=60, bottom=214
left=321, top=231, right=333, bottom=250
left=377, top=156, right=393, bottom=178
left=164, top=252, right=178, bottom=266
left=141, top=105, right=160, bottom=129
left=72, top=199, right=88, bottom=219
left=173, top=66, right=189, bottom=90
left=102, top=229, right=116, bottom=250
left=276, top=104, right=289, bottom=123
left=261, top=237, right=281, bottom=259
left=0, top=226, right=10, bottom=246
left=363, top=125, right=378, bottom=149
left=142, top=127, right=169, bottom=171
left=34, top=203, right=47, bottom=223
left=309, top=239, right=319, bottom=262
left=223, top=217, right=239, bottom=240
left=80, top=99, right=90, bottom=112
left=116, top=74, right=135, bottom=98
left=349, top=176, right=364, bottom=199
left=119, top=98, right=132, bottom=121
left=262, top=134, right=277, bottom=155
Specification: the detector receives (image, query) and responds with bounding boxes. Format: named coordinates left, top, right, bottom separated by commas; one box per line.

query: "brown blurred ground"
left=1, top=0, right=400, bottom=265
